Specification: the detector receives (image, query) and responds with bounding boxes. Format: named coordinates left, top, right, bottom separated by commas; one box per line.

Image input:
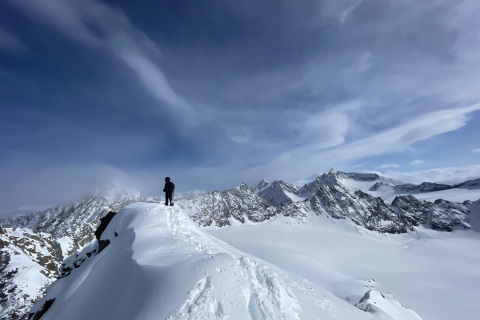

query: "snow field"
left=209, top=213, right=480, bottom=320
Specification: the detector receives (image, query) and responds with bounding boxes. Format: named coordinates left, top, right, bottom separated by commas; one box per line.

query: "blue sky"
left=1, top=0, right=480, bottom=210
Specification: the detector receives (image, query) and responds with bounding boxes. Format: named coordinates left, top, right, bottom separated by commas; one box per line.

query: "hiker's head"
left=165, top=177, right=170, bottom=182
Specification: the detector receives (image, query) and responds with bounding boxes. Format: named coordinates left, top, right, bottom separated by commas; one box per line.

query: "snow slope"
left=31, top=202, right=391, bottom=320
left=209, top=213, right=480, bottom=320
left=0, top=227, right=61, bottom=319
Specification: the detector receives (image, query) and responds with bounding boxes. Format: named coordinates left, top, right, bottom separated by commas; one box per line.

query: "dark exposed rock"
left=181, top=184, right=278, bottom=227
left=59, top=213, right=118, bottom=279
left=94, top=211, right=117, bottom=241
left=329, top=169, right=403, bottom=185
left=256, top=180, right=298, bottom=207
left=391, top=196, right=471, bottom=231
left=280, top=201, right=310, bottom=219
left=306, top=183, right=411, bottom=233
left=394, top=182, right=454, bottom=193
left=97, top=239, right=111, bottom=254
left=297, top=174, right=335, bottom=198
left=0, top=250, right=11, bottom=311
left=455, top=178, right=480, bottom=190
left=354, top=191, right=411, bottom=233
left=28, top=298, right=55, bottom=320
left=253, top=179, right=271, bottom=194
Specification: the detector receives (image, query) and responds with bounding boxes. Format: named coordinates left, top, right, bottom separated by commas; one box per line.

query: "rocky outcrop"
left=256, top=180, right=298, bottom=206
left=307, top=184, right=410, bottom=233
left=394, top=182, right=453, bottom=194
left=179, top=184, right=278, bottom=227
left=28, top=299, right=55, bottom=320
left=455, top=178, right=480, bottom=190
left=60, top=211, right=118, bottom=279
left=0, top=227, right=62, bottom=320
left=253, top=179, right=271, bottom=194
left=391, top=196, right=471, bottom=231
left=32, top=211, right=119, bottom=320
left=329, top=169, right=403, bottom=186
left=94, top=211, right=117, bottom=241
left=297, top=174, right=334, bottom=198
left=355, top=290, right=423, bottom=320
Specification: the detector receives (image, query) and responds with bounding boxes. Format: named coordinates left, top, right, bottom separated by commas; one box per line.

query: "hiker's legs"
left=165, top=192, right=173, bottom=205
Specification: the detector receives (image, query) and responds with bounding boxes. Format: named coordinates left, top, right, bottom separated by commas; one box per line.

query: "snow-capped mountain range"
left=178, top=169, right=476, bottom=233
left=1, top=170, right=479, bottom=320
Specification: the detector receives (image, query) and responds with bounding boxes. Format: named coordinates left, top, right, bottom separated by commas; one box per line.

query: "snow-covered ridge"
left=29, top=203, right=420, bottom=320
left=0, top=183, right=156, bottom=320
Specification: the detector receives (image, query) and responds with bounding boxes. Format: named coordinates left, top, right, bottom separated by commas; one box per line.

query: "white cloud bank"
left=384, top=164, right=480, bottom=185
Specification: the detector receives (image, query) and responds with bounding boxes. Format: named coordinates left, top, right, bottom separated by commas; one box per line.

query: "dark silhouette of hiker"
left=163, top=177, right=175, bottom=206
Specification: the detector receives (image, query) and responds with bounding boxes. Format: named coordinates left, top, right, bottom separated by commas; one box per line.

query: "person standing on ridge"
left=163, top=177, right=175, bottom=206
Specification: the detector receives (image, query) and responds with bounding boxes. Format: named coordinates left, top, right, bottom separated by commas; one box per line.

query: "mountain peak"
left=254, top=179, right=271, bottom=194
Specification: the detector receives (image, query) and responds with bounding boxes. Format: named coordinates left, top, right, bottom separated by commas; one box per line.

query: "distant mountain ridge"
left=371, top=178, right=480, bottom=194
left=454, top=178, right=480, bottom=189
left=182, top=169, right=477, bottom=233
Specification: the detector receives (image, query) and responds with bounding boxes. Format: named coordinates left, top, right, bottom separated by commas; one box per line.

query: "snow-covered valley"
left=209, top=211, right=480, bottom=320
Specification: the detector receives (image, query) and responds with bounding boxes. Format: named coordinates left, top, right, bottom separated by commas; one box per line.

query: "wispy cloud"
left=6, top=0, right=193, bottom=115
left=0, top=27, right=28, bottom=54
left=340, top=0, right=363, bottom=25
left=380, top=163, right=399, bottom=168
left=118, top=46, right=194, bottom=115
left=343, top=50, right=374, bottom=75
left=409, top=160, right=425, bottom=166
left=243, top=104, right=480, bottom=182
left=300, top=111, right=349, bottom=150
